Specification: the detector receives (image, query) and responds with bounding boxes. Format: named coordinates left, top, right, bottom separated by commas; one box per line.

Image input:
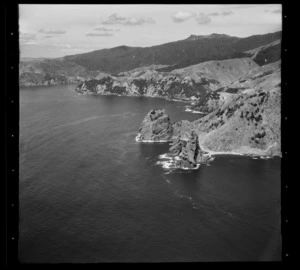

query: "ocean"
left=19, top=85, right=281, bottom=262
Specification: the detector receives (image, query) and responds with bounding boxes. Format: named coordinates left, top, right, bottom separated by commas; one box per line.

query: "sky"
left=19, top=4, right=282, bottom=59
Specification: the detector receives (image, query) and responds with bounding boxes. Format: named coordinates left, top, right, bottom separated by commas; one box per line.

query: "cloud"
left=101, top=13, right=155, bottom=25
left=38, top=29, right=66, bottom=34
left=102, top=13, right=127, bottom=24
left=272, top=9, right=281, bottom=14
left=195, top=15, right=211, bottom=24
left=125, top=17, right=155, bottom=25
left=229, top=4, right=260, bottom=9
left=94, top=27, right=116, bottom=32
left=265, top=9, right=282, bottom=14
left=207, top=12, right=220, bottom=16
left=53, top=43, right=72, bottom=48
left=171, top=11, right=196, bottom=23
left=53, top=43, right=99, bottom=51
left=207, top=11, right=234, bottom=16
left=171, top=10, right=230, bottom=24
left=50, top=43, right=97, bottom=53
left=221, top=11, right=234, bottom=16
left=19, top=33, right=36, bottom=44
left=44, top=35, right=56, bottom=39
left=86, top=33, right=113, bottom=37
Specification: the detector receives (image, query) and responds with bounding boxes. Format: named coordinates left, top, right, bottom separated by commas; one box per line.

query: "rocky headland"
left=168, top=131, right=212, bottom=169
left=136, top=109, right=173, bottom=142
left=136, top=59, right=281, bottom=169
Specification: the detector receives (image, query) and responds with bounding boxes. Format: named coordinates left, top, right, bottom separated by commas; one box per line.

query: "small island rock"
left=137, top=109, right=173, bottom=142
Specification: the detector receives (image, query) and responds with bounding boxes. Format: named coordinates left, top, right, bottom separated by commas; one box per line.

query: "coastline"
left=157, top=153, right=202, bottom=170
left=20, top=82, right=199, bottom=106
left=23, top=83, right=281, bottom=161
left=196, top=143, right=282, bottom=159
left=184, top=107, right=207, bottom=114
left=20, top=83, right=79, bottom=88
left=135, top=133, right=281, bottom=160
left=135, top=133, right=171, bottom=143
left=76, top=88, right=194, bottom=104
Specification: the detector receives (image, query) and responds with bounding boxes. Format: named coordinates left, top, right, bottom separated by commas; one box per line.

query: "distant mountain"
left=244, top=39, right=281, bottom=66
left=64, top=31, right=281, bottom=74
left=19, top=58, right=102, bottom=86
left=19, top=31, right=281, bottom=87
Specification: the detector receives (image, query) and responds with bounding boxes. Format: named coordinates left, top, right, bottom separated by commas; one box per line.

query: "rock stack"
left=137, top=109, right=173, bottom=142
left=169, top=131, right=208, bottom=169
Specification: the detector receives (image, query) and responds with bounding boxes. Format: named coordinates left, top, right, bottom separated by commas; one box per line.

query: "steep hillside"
left=75, top=57, right=261, bottom=103
left=190, top=60, right=281, bottom=113
left=244, top=39, right=281, bottom=66
left=224, top=60, right=281, bottom=93
left=136, top=56, right=281, bottom=158
left=137, top=84, right=281, bottom=158
left=117, top=64, right=170, bottom=77
left=19, top=31, right=281, bottom=87
left=75, top=73, right=210, bottom=102
left=171, top=58, right=259, bottom=87
left=64, top=31, right=281, bottom=74
left=193, top=85, right=281, bottom=156
left=19, top=58, right=103, bottom=86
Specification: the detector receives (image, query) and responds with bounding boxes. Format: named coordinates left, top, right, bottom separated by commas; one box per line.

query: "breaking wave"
left=135, top=133, right=170, bottom=143
left=156, top=153, right=200, bottom=171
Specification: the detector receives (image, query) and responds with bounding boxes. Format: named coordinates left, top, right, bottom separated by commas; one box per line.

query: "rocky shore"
left=136, top=86, right=281, bottom=169
left=137, top=109, right=213, bottom=169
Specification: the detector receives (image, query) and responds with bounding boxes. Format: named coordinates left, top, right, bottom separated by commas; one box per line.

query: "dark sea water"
left=19, top=85, right=281, bottom=262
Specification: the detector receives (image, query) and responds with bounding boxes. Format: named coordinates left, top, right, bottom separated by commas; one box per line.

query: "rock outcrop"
left=169, top=131, right=210, bottom=169
left=136, top=109, right=173, bottom=142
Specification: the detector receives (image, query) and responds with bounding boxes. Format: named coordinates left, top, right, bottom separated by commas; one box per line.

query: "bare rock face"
left=169, top=131, right=209, bottom=169
left=137, top=109, right=173, bottom=142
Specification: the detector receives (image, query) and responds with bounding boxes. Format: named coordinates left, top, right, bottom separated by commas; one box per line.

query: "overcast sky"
left=19, top=4, right=282, bottom=59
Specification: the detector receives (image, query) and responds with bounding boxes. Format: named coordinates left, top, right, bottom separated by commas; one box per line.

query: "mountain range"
left=20, top=31, right=281, bottom=86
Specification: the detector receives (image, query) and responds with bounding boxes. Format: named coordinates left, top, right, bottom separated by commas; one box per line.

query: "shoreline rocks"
left=136, top=98, right=280, bottom=170
left=136, top=109, right=173, bottom=142
left=169, top=131, right=200, bottom=169
left=169, top=131, right=212, bottom=169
